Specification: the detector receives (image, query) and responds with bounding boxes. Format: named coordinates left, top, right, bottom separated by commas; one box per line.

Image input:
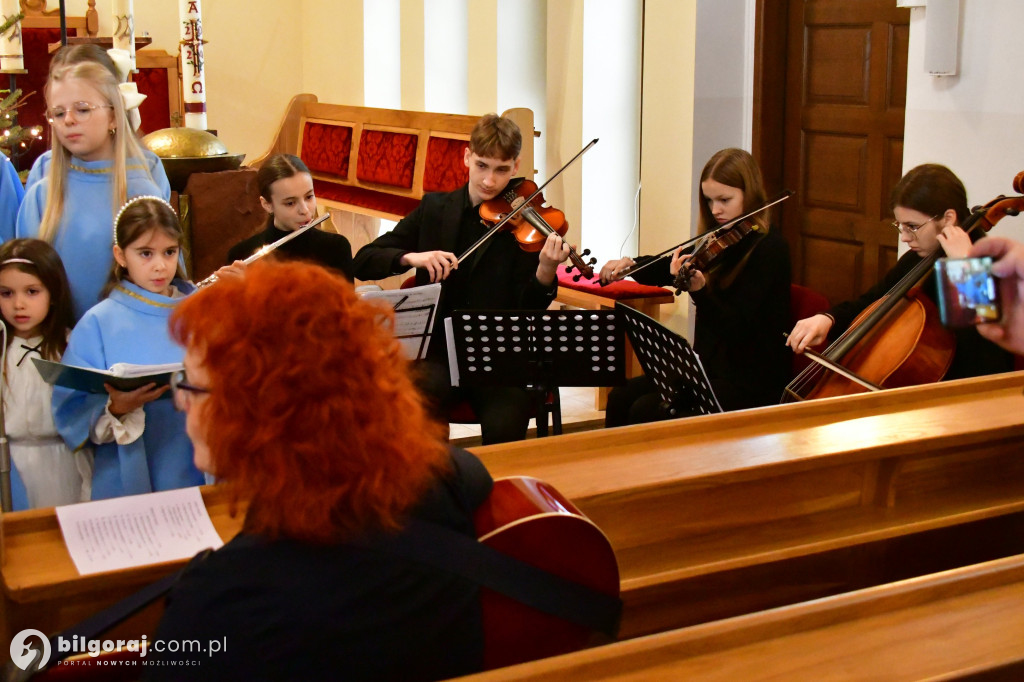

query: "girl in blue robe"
left=0, top=154, right=25, bottom=243
left=15, top=57, right=166, bottom=321
left=54, top=197, right=202, bottom=499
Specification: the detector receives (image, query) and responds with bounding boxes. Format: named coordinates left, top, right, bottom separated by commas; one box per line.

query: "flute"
left=196, top=213, right=331, bottom=288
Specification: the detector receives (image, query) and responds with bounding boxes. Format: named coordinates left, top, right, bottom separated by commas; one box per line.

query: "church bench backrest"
left=250, top=96, right=535, bottom=220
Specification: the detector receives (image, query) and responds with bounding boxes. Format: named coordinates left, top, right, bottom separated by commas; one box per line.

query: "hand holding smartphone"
left=934, top=257, right=1002, bottom=328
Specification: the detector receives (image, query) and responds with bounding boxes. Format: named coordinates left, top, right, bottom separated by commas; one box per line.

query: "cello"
left=785, top=171, right=1024, bottom=402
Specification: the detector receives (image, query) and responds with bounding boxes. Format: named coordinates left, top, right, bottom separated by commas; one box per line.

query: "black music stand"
left=616, top=303, right=721, bottom=417
left=446, top=309, right=626, bottom=436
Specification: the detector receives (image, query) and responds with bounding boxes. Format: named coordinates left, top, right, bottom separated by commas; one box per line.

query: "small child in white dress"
left=0, top=238, right=91, bottom=509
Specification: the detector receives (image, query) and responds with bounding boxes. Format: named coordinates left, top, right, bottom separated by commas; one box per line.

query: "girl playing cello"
left=787, top=164, right=1014, bottom=380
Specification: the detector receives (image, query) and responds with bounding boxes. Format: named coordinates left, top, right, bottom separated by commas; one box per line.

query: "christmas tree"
left=0, top=12, right=43, bottom=167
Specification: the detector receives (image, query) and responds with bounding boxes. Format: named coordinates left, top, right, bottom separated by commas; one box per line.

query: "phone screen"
left=934, top=257, right=1001, bottom=328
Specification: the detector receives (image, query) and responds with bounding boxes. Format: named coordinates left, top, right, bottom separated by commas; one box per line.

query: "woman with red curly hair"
left=147, top=260, right=493, bottom=681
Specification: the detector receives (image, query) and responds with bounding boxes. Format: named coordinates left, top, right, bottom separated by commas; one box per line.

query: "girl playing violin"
left=601, top=148, right=792, bottom=425
left=787, top=164, right=1014, bottom=380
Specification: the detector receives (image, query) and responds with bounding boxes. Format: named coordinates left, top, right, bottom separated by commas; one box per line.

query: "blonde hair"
left=39, top=61, right=150, bottom=243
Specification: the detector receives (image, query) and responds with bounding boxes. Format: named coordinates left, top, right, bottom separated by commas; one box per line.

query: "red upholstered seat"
left=555, top=269, right=672, bottom=300
left=302, top=122, right=352, bottom=177
left=790, top=283, right=831, bottom=377
left=312, top=180, right=420, bottom=217
left=423, top=137, right=469, bottom=193
left=357, top=130, right=417, bottom=188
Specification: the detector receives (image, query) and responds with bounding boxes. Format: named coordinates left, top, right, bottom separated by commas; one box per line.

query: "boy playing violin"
left=353, top=113, right=570, bottom=445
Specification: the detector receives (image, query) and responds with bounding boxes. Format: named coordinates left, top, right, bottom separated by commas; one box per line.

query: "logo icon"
left=10, top=629, right=50, bottom=671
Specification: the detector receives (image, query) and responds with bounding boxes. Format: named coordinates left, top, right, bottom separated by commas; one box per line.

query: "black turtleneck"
left=227, top=216, right=354, bottom=281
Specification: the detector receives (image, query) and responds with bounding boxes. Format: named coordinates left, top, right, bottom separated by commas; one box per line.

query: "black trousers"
left=414, top=360, right=532, bottom=445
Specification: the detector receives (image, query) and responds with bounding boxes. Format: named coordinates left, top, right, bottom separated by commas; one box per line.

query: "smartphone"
left=934, top=257, right=1001, bottom=328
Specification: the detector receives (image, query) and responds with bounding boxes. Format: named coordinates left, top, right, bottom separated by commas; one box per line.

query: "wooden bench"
left=250, top=95, right=533, bottom=224
left=473, top=370, right=1024, bottom=639
left=5, top=372, right=1024, bottom=663
left=188, top=95, right=534, bottom=284
left=455, top=551, right=1024, bottom=680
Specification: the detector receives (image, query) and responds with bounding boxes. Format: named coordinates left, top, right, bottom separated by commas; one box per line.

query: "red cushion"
left=357, top=130, right=417, bottom=188
left=312, top=179, right=420, bottom=217
left=556, top=269, right=672, bottom=300
left=134, top=67, right=170, bottom=134
left=423, top=137, right=468, bottom=193
left=301, top=122, right=352, bottom=177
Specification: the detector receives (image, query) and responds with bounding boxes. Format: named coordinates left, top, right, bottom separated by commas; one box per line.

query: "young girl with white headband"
left=0, top=238, right=90, bottom=509
left=54, top=196, right=203, bottom=500
left=17, top=47, right=169, bottom=321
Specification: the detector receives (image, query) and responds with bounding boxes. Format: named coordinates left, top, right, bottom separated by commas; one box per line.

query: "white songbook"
left=55, top=487, right=224, bottom=576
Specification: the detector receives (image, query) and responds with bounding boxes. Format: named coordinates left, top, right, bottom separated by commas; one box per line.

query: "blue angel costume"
left=53, top=279, right=203, bottom=499
left=24, top=148, right=171, bottom=197
left=0, top=153, right=25, bottom=242
left=16, top=156, right=168, bottom=320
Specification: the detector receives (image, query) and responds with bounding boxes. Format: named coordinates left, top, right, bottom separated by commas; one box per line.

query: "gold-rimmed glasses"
left=46, top=102, right=114, bottom=126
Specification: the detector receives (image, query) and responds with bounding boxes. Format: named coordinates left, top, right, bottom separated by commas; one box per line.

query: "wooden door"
left=756, top=0, right=910, bottom=305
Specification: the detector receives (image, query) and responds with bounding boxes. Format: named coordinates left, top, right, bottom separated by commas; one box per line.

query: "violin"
left=612, top=190, right=793, bottom=285
left=673, top=218, right=761, bottom=294
left=478, top=178, right=596, bottom=281
left=784, top=171, right=1024, bottom=402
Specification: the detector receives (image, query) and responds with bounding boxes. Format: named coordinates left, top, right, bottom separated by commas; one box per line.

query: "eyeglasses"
left=891, top=215, right=940, bottom=234
left=170, top=370, right=210, bottom=411
left=46, top=102, right=114, bottom=125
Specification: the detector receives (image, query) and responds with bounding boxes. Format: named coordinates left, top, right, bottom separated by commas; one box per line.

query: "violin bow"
left=614, top=189, right=794, bottom=281
left=458, top=138, right=600, bottom=264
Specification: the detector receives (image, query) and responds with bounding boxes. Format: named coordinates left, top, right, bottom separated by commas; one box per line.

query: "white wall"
left=903, top=1, right=1024, bottom=243
left=691, top=0, right=754, bottom=226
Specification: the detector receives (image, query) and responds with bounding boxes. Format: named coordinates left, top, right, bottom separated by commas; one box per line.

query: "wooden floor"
left=449, top=386, right=606, bottom=445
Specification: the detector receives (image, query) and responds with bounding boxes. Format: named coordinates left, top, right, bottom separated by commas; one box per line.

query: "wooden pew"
left=454, top=551, right=1024, bottom=680
left=473, top=370, right=1024, bottom=638
left=4, top=372, right=1024, bottom=660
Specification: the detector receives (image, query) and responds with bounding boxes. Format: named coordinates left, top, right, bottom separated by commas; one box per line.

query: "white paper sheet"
left=55, top=487, right=225, bottom=576
left=360, top=283, right=442, bottom=360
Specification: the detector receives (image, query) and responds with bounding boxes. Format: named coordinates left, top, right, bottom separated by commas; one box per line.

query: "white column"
left=424, top=0, right=468, bottom=114
left=581, top=0, right=642, bottom=263
left=364, top=0, right=401, bottom=109
left=497, top=0, right=546, bottom=179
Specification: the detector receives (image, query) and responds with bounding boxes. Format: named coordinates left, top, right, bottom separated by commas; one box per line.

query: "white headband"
left=114, top=196, right=179, bottom=247
left=0, top=258, right=34, bottom=267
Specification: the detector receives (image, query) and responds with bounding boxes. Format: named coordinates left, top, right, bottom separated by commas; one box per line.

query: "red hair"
left=170, top=261, right=450, bottom=543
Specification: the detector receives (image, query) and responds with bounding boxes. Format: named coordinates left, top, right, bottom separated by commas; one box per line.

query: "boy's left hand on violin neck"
left=536, top=233, right=573, bottom=285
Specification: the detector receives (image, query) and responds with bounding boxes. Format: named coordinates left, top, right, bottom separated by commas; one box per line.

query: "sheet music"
left=55, top=487, right=224, bottom=576
left=359, top=283, right=442, bottom=360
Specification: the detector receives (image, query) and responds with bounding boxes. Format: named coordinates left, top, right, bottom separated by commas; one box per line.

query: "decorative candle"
left=112, top=0, right=135, bottom=72
left=1, top=0, right=23, bottom=72
left=179, top=0, right=207, bottom=130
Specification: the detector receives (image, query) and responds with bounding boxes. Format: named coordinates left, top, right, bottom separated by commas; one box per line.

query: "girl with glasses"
left=22, top=45, right=170, bottom=198
left=53, top=197, right=203, bottom=500
left=787, top=164, right=1014, bottom=381
left=16, top=47, right=169, bottom=321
